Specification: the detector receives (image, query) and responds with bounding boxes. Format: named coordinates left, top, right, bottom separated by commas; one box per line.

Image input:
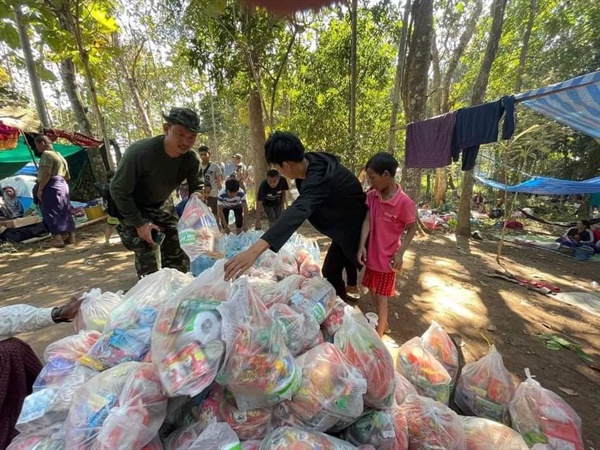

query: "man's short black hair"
left=365, top=152, right=399, bottom=177
left=266, top=169, right=280, bottom=178
left=226, top=178, right=240, bottom=192
left=198, top=145, right=210, bottom=154
left=265, top=131, right=305, bottom=166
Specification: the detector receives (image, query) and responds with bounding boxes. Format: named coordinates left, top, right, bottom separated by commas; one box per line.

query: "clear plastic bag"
left=241, top=440, right=262, bottom=450
left=64, top=362, right=167, bottom=450
left=274, top=342, right=367, bottom=432
left=460, top=416, right=528, bottom=450
left=152, top=260, right=230, bottom=396
left=334, top=309, right=396, bottom=409
left=260, top=426, right=360, bottom=450
left=249, top=274, right=305, bottom=308
left=393, top=372, right=418, bottom=406
left=396, top=337, right=452, bottom=404
left=299, top=256, right=321, bottom=278
left=343, top=408, right=408, bottom=450
left=18, top=365, right=97, bottom=434
left=273, top=250, right=299, bottom=280
left=33, top=330, right=101, bottom=391
left=165, top=420, right=240, bottom=450
left=75, top=288, right=124, bottom=333
left=509, top=370, right=583, bottom=450
left=7, top=423, right=65, bottom=450
left=81, top=269, right=192, bottom=370
left=217, top=278, right=301, bottom=410
left=455, top=345, right=515, bottom=424
left=400, top=394, right=466, bottom=450
left=269, top=303, right=307, bottom=356
left=177, top=195, right=221, bottom=260
left=208, top=385, right=273, bottom=441
left=289, top=277, right=337, bottom=325
left=420, top=321, right=459, bottom=381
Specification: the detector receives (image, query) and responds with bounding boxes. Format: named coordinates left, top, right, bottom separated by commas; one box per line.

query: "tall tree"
left=456, top=0, right=509, bottom=238
left=514, top=0, right=537, bottom=93
left=14, top=4, right=50, bottom=127
left=401, top=0, right=434, bottom=204
left=349, top=0, right=358, bottom=155
left=59, top=59, right=93, bottom=136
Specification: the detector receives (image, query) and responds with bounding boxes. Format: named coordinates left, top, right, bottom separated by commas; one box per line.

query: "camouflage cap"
left=162, top=107, right=202, bottom=133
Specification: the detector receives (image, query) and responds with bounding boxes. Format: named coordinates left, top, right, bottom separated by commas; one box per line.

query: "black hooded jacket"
left=261, top=152, right=367, bottom=262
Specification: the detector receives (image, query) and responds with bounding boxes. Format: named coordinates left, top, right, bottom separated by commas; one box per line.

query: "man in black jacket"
left=224, top=132, right=366, bottom=300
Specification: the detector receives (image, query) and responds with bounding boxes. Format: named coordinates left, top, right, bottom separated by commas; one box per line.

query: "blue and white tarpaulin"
left=475, top=175, right=600, bottom=195
left=515, top=71, right=600, bottom=139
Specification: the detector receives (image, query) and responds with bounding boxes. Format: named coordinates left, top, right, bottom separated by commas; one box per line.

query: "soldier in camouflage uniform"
left=110, top=108, right=204, bottom=278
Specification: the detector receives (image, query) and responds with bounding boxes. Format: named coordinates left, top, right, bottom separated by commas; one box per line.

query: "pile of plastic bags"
left=10, top=206, right=586, bottom=449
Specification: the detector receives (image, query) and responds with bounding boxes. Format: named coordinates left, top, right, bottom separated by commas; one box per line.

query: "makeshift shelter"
left=475, top=175, right=600, bottom=195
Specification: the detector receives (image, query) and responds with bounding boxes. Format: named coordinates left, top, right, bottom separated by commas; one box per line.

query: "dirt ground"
left=1, top=223, right=599, bottom=448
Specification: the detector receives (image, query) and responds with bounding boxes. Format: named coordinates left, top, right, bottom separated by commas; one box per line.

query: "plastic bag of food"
left=152, top=260, right=230, bottom=396
left=342, top=409, right=404, bottom=450
left=178, top=195, right=222, bottom=260
left=421, top=321, right=459, bottom=381
left=394, top=372, right=418, bottom=406
left=208, top=385, right=273, bottom=441
left=334, top=309, right=396, bottom=409
left=7, top=423, right=64, bottom=450
left=289, top=276, right=337, bottom=324
left=509, top=370, right=583, bottom=450
left=142, top=436, right=164, bottom=450
left=260, top=426, right=359, bottom=450
left=241, top=440, right=262, bottom=450
left=275, top=342, right=367, bottom=432
left=322, top=297, right=350, bottom=341
left=249, top=274, right=305, bottom=308
left=396, top=337, right=452, bottom=404
left=274, top=250, right=299, bottom=280
left=95, top=364, right=168, bottom=449
left=75, top=288, right=124, bottom=332
left=217, top=278, right=301, bottom=410
left=33, top=330, right=101, bottom=391
left=190, top=254, right=218, bottom=276
left=17, top=365, right=97, bottom=434
left=460, top=416, right=528, bottom=450
left=255, top=249, right=278, bottom=271
left=455, top=345, right=515, bottom=424
left=81, top=269, right=192, bottom=370
left=165, top=420, right=240, bottom=450
left=400, top=395, right=466, bottom=450
left=269, top=303, right=307, bottom=356
left=64, top=362, right=167, bottom=450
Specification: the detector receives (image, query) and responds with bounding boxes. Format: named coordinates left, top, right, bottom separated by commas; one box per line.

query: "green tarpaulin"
left=0, top=136, right=85, bottom=179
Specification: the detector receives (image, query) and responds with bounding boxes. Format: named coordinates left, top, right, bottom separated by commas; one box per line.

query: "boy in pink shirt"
left=357, top=153, right=416, bottom=337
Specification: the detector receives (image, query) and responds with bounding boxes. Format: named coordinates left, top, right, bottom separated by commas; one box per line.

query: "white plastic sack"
left=75, top=288, right=124, bottom=332
left=460, top=416, right=528, bottom=450
left=178, top=195, right=221, bottom=260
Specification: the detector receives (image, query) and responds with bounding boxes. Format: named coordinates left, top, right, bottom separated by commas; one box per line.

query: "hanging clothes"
left=451, top=96, right=516, bottom=171
left=404, top=112, right=457, bottom=169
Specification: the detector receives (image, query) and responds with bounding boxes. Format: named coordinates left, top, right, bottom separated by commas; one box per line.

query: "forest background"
left=1, top=0, right=598, bottom=234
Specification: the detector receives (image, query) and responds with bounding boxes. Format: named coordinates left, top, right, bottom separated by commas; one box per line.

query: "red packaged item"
left=421, top=321, right=459, bottom=381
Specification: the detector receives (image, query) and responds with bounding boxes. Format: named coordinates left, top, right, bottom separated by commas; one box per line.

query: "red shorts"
left=362, top=268, right=396, bottom=297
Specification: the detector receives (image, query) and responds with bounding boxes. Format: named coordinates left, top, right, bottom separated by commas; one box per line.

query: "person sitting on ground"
left=560, top=220, right=595, bottom=247
left=0, top=186, right=24, bottom=219
left=0, top=295, right=83, bottom=448
left=255, top=169, right=289, bottom=230
left=357, top=152, right=417, bottom=337
left=218, top=178, right=249, bottom=235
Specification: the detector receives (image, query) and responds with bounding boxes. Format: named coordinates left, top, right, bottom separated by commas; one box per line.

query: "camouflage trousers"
left=117, top=207, right=189, bottom=279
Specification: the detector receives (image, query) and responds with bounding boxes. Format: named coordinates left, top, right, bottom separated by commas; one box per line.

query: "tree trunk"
left=456, top=0, right=508, bottom=238
left=59, top=59, right=94, bottom=136
left=349, top=0, right=358, bottom=154
left=14, top=5, right=50, bottom=127
left=514, top=0, right=538, bottom=93
left=114, top=37, right=153, bottom=138
left=249, top=89, right=267, bottom=189
left=387, top=0, right=412, bottom=154
left=433, top=168, right=447, bottom=206
left=400, top=0, right=433, bottom=204
left=210, top=87, right=219, bottom=161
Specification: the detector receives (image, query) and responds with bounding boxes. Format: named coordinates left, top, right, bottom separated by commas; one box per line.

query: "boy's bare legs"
left=105, top=224, right=115, bottom=245
left=375, top=294, right=389, bottom=337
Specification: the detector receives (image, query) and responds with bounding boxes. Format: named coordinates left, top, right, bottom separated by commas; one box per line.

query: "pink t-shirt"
left=366, top=185, right=416, bottom=273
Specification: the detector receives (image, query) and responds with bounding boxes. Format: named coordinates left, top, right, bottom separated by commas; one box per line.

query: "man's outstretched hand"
left=224, top=239, right=270, bottom=281
left=58, top=293, right=84, bottom=321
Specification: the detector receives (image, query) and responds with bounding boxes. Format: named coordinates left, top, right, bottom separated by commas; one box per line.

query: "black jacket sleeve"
left=261, top=180, right=328, bottom=252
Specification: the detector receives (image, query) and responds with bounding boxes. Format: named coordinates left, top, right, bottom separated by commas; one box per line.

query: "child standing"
left=217, top=178, right=249, bottom=235
left=357, top=153, right=417, bottom=337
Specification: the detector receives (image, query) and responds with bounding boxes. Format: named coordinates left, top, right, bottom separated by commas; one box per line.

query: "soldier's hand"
left=136, top=222, right=160, bottom=245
